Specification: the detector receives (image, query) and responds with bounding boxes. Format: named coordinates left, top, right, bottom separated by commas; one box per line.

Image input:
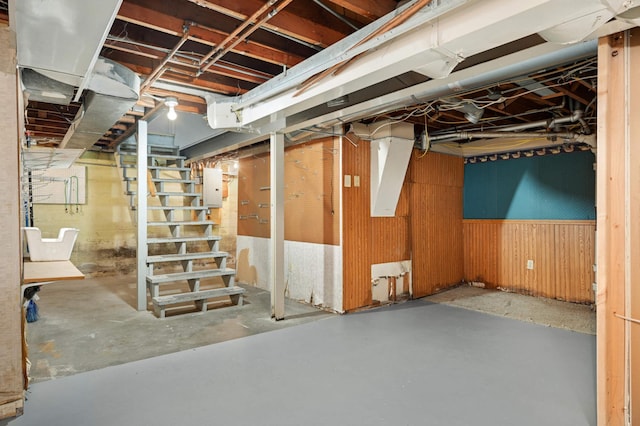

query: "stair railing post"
left=136, top=120, right=149, bottom=311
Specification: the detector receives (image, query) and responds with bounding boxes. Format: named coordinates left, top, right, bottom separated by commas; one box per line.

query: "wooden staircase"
left=117, top=142, right=245, bottom=318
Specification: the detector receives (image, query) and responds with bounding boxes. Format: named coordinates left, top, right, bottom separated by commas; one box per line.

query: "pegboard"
left=30, top=165, right=86, bottom=205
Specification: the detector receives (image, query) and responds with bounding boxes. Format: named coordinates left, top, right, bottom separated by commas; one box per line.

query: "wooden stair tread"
left=147, top=235, right=221, bottom=244
left=148, top=166, right=191, bottom=172
left=147, top=220, right=214, bottom=226
left=149, top=154, right=185, bottom=160
left=147, top=252, right=228, bottom=263
left=147, top=268, right=235, bottom=284
left=151, top=178, right=195, bottom=183
left=152, top=286, right=245, bottom=306
left=156, top=192, right=200, bottom=196
left=148, top=205, right=207, bottom=211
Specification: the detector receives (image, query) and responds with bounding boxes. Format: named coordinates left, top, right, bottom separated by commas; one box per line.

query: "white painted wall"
left=236, top=235, right=343, bottom=312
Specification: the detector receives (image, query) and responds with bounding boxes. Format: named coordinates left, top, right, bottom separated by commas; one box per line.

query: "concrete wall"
left=32, top=152, right=137, bottom=276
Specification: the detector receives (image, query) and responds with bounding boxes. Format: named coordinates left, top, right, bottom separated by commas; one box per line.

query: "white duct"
left=15, top=0, right=140, bottom=150
left=367, top=121, right=414, bottom=217
left=181, top=40, right=598, bottom=159
left=58, top=58, right=140, bottom=150
left=15, top=0, right=123, bottom=98
left=221, top=0, right=617, bottom=130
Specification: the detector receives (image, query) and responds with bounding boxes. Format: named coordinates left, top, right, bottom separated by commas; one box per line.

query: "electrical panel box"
left=203, top=168, right=223, bottom=208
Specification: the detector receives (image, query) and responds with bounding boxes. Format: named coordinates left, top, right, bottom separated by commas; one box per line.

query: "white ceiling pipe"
left=429, top=131, right=595, bottom=145
left=235, top=0, right=611, bottom=129
left=433, top=110, right=589, bottom=136
left=429, top=137, right=587, bottom=158
left=184, top=40, right=597, bottom=159
left=283, top=41, right=597, bottom=136
left=232, top=0, right=469, bottom=110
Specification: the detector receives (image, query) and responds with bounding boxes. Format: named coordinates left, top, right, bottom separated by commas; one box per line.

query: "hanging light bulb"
left=164, top=96, right=178, bottom=121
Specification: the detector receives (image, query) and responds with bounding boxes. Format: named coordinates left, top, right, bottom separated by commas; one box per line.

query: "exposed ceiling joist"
left=326, top=0, right=398, bottom=22
left=183, top=0, right=349, bottom=47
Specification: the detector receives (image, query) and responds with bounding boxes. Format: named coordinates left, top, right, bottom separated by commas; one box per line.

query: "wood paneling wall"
left=342, top=138, right=464, bottom=311
left=342, top=137, right=375, bottom=310
left=237, top=138, right=340, bottom=245
left=410, top=154, right=465, bottom=297
left=463, top=220, right=595, bottom=303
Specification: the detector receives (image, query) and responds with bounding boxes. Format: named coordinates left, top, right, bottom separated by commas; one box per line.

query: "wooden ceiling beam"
left=27, top=125, right=69, bottom=134
left=325, top=0, right=397, bottom=22
left=117, top=2, right=304, bottom=67
left=543, top=83, right=591, bottom=107
left=183, top=0, right=347, bottom=47
left=144, top=88, right=207, bottom=107
left=25, top=116, right=71, bottom=127
left=105, top=55, right=251, bottom=96
left=28, top=129, right=67, bottom=138
left=104, top=40, right=271, bottom=84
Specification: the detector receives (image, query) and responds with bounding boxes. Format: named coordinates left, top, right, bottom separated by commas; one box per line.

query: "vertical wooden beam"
left=136, top=120, right=148, bottom=311
left=0, top=25, right=25, bottom=419
left=597, top=29, right=640, bottom=425
left=270, top=132, right=284, bottom=320
left=628, top=28, right=640, bottom=426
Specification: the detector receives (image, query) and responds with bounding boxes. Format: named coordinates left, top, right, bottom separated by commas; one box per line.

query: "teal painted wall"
left=463, top=151, right=596, bottom=220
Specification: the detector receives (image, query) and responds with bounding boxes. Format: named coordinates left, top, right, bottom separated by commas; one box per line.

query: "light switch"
left=354, top=175, right=360, bottom=187
left=344, top=174, right=352, bottom=187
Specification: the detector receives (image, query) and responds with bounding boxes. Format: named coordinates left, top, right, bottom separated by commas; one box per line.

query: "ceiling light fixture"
left=164, top=96, right=178, bottom=121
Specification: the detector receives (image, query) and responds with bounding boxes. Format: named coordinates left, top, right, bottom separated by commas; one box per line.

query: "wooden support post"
left=628, top=29, right=640, bottom=426
left=270, top=132, right=285, bottom=320
left=0, top=26, right=25, bottom=419
left=136, top=120, right=148, bottom=311
left=597, top=29, right=640, bottom=426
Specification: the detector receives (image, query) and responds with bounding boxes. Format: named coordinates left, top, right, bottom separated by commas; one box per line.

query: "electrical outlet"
left=344, top=174, right=351, bottom=187
left=526, top=259, right=534, bottom=270
left=354, top=175, right=360, bottom=187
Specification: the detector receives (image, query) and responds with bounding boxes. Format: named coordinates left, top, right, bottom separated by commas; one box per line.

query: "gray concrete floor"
left=7, top=298, right=595, bottom=426
left=23, top=277, right=596, bottom=385
left=24, top=275, right=335, bottom=383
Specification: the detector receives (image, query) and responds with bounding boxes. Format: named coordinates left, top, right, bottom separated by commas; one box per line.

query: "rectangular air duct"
left=369, top=121, right=414, bottom=217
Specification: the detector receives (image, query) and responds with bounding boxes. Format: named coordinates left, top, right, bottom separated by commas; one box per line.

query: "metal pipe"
left=199, top=0, right=278, bottom=67
left=311, top=0, right=359, bottom=31
left=430, top=131, right=583, bottom=142
left=232, top=0, right=466, bottom=109
left=199, top=0, right=295, bottom=76
left=106, top=36, right=273, bottom=81
left=140, top=24, right=191, bottom=92
left=491, top=109, right=585, bottom=133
